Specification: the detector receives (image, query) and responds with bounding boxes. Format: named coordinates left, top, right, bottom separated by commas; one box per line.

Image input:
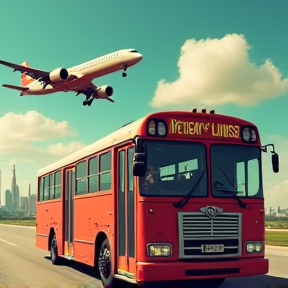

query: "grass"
left=0, top=219, right=36, bottom=226
left=265, top=219, right=288, bottom=229
left=265, top=230, right=288, bottom=247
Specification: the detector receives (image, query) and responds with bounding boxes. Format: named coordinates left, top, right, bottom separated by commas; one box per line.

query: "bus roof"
left=37, top=110, right=256, bottom=177
left=37, top=116, right=146, bottom=177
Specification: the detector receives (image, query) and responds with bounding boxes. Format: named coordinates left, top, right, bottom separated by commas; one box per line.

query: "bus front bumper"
left=136, top=258, right=268, bottom=282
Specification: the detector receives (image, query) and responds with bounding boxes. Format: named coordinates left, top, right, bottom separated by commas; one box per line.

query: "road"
left=0, top=224, right=288, bottom=288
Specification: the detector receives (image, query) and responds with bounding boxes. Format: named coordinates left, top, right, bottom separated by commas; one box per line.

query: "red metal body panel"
left=36, top=200, right=62, bottom=250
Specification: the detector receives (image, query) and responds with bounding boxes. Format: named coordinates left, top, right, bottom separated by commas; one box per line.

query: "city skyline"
left=0, top=165, right=37, bottom=206
left=1, top=163, right=36, bottom=216
left=0, top=1, right=287, bottom=208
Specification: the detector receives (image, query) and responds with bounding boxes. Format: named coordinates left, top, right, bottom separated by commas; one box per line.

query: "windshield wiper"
left=213, top=163, right=247, bottom=209
left=173, top=170, right=205, bottom=208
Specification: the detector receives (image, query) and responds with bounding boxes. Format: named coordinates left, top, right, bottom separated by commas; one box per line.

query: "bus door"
left=64, top=167, right=75, bottom=257
left=117, top=145, right=136, bottom=278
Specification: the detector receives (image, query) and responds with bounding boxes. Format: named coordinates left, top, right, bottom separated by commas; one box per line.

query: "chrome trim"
left=36, top=233, right=48, bottom=238
left=74, top=239, right=94, bottom=244
left=178, top=211, right=242, bottom=259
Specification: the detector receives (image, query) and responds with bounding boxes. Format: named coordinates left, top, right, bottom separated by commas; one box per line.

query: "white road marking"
left=0, top=238, right=17, bottom=246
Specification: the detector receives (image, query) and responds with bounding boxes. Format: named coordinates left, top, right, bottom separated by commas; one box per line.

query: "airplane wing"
left=0, top=60, right=49, bottom=80
left=73, top=82, right=96, bottom=97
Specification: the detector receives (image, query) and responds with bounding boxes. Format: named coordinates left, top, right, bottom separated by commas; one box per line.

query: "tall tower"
left=28, top=182, right=31, bottom=198
left=11, top=164, right=18, bottom=209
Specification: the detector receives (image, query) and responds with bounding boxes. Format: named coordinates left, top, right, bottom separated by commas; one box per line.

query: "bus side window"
left=99, top=151, right=112, bottom=191
left=54, top=170, right=62, bottom=199
left=76, top=160, right=87, bottom=195
left=39, top=177, right=44, bottom=201
left=127, top=146, right=135, bottom=258
left=128, top=147, right=135, bottom=191
left=49, top=173, right=55, bottom=200
left=44, top=175, right=49, bottom=200
left=88, top=156, right=99, bottom=193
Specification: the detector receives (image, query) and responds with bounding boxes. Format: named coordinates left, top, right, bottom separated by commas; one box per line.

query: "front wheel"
left=98, top=238, right=114, bottom=288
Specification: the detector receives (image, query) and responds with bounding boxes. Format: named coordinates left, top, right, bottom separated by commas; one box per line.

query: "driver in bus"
left=142, top=165, right=161, bottom=193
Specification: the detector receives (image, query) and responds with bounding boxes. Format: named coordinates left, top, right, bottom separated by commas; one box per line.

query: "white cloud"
left=150, top=33, right=288, bottom=108
left=262, top=135, right=288, bottom=208
left=0, top=110, right=76, bottom=143
left=0, top=111, right=87, bottom=204
left=47, top=141, right=86, bottom=156
left=0, top=110, right=84, bottom=162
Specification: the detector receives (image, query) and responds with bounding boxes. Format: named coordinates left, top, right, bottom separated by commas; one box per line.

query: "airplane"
left=0, top=48, right=142, bottom=106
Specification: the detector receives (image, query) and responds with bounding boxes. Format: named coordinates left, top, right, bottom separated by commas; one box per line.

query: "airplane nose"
left=137, top=53, right=143, bottom=60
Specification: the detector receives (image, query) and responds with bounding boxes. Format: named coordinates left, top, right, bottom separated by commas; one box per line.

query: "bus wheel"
left=98, top=238, right=114, bottom=288
left=50, top=235, right=60, bottom=265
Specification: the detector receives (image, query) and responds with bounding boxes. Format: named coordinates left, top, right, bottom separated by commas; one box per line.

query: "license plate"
left=203, top=244, right=224, bottom=253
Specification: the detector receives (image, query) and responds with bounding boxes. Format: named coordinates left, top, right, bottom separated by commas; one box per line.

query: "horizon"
left=0, top=0, right=287, bottom=208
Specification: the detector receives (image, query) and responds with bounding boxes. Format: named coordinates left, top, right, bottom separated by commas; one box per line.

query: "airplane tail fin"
left=21, top=61, right=34, bottom=87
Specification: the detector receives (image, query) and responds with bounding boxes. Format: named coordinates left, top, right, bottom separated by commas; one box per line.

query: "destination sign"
left=169, top=118, right=240, bottom=139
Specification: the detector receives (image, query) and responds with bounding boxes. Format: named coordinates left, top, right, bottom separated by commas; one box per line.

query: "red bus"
left=36, top=109, right=279, bottom=288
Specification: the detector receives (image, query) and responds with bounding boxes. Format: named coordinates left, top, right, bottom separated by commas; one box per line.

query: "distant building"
left=5, top=189, right=12, bottom=210
left=29, top=194, right=36, bottom=216
left=20, top=196, right=29, bottom=214
left=15, top=185, right=20, bottom=209
left=11, top=165, right=20, bottom=210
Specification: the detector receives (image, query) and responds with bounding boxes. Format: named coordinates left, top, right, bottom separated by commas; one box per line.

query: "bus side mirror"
left=133, top=152, right=147, bottom=177
left=272, top=153, right=279, bottom=173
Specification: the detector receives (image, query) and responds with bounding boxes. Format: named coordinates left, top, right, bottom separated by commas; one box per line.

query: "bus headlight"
left=246, top=241, right=263, bottom=253
left=147, top=243, right=172, bottom=257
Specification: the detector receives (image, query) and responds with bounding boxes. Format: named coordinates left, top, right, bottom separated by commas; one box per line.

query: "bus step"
left=114, top=274, right=137, bottom=284
left=62, top=255, right=75, bottom=261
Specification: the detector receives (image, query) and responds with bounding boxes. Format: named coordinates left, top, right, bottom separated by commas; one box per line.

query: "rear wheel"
left=50, top=235, right=60, bottom=265
left=98, top=238, right=114, bottom=288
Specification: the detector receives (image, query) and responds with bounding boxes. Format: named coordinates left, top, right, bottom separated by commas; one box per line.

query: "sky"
left=0, top=0, right=287, bottom=208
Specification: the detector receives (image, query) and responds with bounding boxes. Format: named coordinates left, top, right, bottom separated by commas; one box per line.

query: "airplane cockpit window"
left=130, top=49, right=138, bottom=52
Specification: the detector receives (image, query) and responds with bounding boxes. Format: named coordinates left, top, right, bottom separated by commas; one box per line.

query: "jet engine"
left=94, top=85, right=114, bottom=99
left=49, top=68, right=70, bottom=82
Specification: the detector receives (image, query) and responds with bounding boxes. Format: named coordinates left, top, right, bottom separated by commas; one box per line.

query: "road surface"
left=0, top=224, right=288, bottom=288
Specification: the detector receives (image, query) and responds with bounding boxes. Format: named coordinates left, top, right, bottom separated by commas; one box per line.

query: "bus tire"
left=50, top=235, right=60, bottom=265
left=98, top=238, right=114, bottom=288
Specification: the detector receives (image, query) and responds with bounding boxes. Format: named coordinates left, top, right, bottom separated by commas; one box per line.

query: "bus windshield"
left=139, top=140, right=207, bottom=197
left=211, top=144, right=263, bottom=198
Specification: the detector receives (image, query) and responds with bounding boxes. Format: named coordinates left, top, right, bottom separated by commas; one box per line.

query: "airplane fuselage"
left=21, top=49, right=142, bottom=96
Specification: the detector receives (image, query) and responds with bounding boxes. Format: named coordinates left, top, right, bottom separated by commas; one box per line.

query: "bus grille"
left=178, top=211, right=242, bottom=259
